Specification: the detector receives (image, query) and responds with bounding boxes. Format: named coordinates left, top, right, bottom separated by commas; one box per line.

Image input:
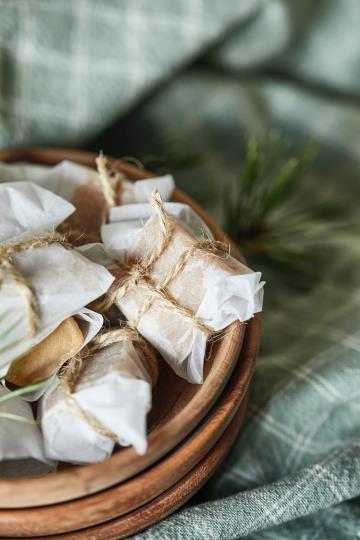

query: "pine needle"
left=222, top=134, right=347, bottom=288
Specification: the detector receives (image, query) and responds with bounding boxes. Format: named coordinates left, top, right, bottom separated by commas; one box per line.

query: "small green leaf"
left=220, top=134, right=351, bottom=288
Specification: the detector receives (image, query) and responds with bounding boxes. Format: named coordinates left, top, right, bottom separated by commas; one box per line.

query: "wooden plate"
left=0, top=394, right=250, bottom=539
left=0, top=313, right=259, bottom=537
left=0, top=148, right=250, bottom=508
left=43, top=399, right=249, bottom=540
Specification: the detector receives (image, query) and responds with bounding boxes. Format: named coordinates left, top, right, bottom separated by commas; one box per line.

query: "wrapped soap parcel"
left=98, top=192, right=264, bottom=384
left=40, top=327, right=158, bottom=463
left=0, top=156, right=174, bottom=242
left=0, top=234, right=112, bottom=382
left=5, top=309, right=103, bottom=394
left=0, top=182, right=114, bottom=384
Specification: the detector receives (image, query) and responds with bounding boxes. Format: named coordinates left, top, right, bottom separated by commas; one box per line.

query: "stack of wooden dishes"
left=0, top=149, right=261, bottom=539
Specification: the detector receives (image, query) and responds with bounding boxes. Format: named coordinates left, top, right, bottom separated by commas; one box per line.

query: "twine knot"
left=96, top=152, right=125, bottom=218
left=0, top=232, right=71, bottom=338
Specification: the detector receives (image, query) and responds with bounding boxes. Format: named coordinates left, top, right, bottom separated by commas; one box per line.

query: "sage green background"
left=1, top=1, right=360, bottom=539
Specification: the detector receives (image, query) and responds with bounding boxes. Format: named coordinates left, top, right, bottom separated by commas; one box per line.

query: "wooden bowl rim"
left=1, top=395, right=250, bottom=539
left=0, top=147, right=251, bottom=507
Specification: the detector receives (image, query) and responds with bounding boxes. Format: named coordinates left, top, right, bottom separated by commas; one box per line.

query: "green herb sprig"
left=223, top=134, right=344, bottom=287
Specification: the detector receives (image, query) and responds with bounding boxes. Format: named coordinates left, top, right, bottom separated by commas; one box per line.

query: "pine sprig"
left=224, top=135, right=316, bottom=235
left=223, top=135, right=343, bottom=287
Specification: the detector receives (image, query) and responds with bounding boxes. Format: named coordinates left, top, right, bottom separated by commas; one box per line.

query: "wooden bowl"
left=0, top=311, right=259, bottom=537
left=62, top=396, right=249, bottom=540
left=0, top=148, right=254, bottom=508
left=28, top=399, right=250, bottom=540
left=2, top=397, right=248, bottom=539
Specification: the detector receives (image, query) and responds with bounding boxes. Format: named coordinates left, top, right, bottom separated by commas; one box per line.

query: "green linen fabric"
left=0, top=1, right=360, bottom=539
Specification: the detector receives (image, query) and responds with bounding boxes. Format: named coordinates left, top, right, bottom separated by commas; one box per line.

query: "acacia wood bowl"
left=0, top=148, right=260, bottom=515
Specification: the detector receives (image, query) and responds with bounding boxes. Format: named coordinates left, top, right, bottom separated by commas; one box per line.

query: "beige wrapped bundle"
left=40, top=328, right=158, bottom=463
left=98, top=192, right=264, bottom=383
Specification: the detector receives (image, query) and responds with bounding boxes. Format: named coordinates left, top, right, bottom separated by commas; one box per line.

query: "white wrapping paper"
left=105, top=202, right=213, bottom=258
left=40, top=340, right=152, bottom=463
left=110, top=202, right=209, bottom=230
left=101, top=203, right=264, bottom=383
left=0, top=160, right=175, bottom=205
left=0, top=160, right=97, bottom=200
left=78, top=203, right=213, bottom=266
left=0, top=182, right=75, bottom=242
left=0, top=386, right=51, bottom=469
left=120, top=175, right=174, bottom=204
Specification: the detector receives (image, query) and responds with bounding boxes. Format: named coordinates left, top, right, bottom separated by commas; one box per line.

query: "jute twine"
left=95, top=152, right=125, bottom=215
left=55, top=153, right=125, bottom=245
left=0, top=232, right=71, bottom=338
left=59, top=326, right=157, bottom=442
left=91, top=190, right=229, bottom=338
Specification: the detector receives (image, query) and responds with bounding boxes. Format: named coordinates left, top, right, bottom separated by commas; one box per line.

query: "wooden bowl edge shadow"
left=0, top=316, right=260, bottom=536
left=0, top=147, right=259, bottom=507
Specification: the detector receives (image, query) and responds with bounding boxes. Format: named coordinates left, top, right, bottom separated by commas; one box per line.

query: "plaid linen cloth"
left=0, top=1, right=360, bottom=538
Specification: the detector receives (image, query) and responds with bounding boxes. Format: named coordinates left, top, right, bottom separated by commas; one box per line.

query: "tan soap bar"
left=6, top=317, right=84, bottom=387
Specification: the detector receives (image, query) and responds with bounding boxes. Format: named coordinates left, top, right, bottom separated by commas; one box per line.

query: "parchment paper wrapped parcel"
left=0, top=242, right=113, bottom=378
left=0, top=159, right=174, bottom=239
left=101, top=198, right=264, bottom=383
left=40, top=336, right=157, bottom=463
left=0, top=182, right=112, bottom=387
left=6, top=309, right=104, bottom=403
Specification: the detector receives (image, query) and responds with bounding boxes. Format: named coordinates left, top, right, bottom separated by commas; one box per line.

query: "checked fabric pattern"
left=1, top=1, right=360, bottom=539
